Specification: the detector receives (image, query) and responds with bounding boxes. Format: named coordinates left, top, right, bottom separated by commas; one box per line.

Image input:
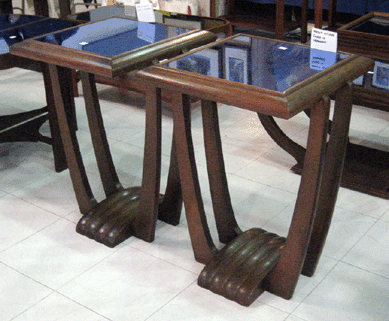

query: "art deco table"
left=0, top=14, right=79, bottom=172
left=67, top=4, right=231, bottom=98
left=137, top=35, right=373, bottom=305
left=10, top=17, right=218, bottom=246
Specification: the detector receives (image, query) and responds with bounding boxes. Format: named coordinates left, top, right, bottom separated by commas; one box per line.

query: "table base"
left=48, top=65, right=182, bottom=247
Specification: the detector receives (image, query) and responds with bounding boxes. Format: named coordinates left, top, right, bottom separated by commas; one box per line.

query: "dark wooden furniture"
left=10, top=17, right=218, bottom=247
left=0, top=14, right=80, bottom=172
left=68, top=5, right=231, bottom=98
left=332, top=11, right=389, bottom=199
left=31, top=0, right=72, bottom=19
left=137, top=35, right=373, bottom=305
left=217, top=0, right=309, bottom=42
left=0, top=0, right=71, bottom=18
left=215, top=0, right=339, bottom=43
left=0, top=0, right=12, bottom=13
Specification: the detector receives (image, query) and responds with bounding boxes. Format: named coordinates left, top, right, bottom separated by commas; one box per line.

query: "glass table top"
left=0, top=17, right=78, bottom=54
left=165, top=35, right=346, bottom=93
left=350, top=16, right=389, bottom=36
left=35, top=17, right=191, bottom=57
left=0, top=14, right=44, bottom=32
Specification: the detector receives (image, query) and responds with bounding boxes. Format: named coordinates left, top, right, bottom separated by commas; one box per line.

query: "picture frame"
left=169, top=48, right=220, bottom=78
left=372, top=61, right=389, bottom=90
left=224, top=46, right=249, bottom=84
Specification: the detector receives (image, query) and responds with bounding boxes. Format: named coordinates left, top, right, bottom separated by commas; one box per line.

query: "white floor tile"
left=0, top=219, right=120, bottom=289
left=146, top=281, right=289, bottom=321
left=0, top=69, right=46, bottom=111
left=127, top=222, right=205, bottom=275
left=285, top=316, right=308, bottom=321
left=10, top=170, right=103, bottom=217
left=0, top=194, right=60, bottom=252
left=335, top=187, right=389, bottom=219
left=0, top=142, right=55, bottom=193
left=58, top=246, right=198, bottom=321
left=222, top=174, right=297, bottom=230
left=258, top=256, right=338, bottom=314
left=342, top=219, right=389, bottom=279
left=12, top=292, right=110, bottom=321
left=0, top=262, right=52, bottom=321
left=293, top=262, right=389, bottom=321
left=381, top=208, right=389, bottom=223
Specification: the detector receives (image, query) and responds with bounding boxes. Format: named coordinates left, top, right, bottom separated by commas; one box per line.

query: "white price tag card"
left=310, top=28, right=338, bottom=53
left=310, top=49, right=337, bottom=71
left=136, top=3, right=156, bottom=22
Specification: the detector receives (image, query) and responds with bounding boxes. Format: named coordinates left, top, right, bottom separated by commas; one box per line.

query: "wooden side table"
left=137, top=35, right=373, bottom=305
left=10, top=17, right=218, bottom=247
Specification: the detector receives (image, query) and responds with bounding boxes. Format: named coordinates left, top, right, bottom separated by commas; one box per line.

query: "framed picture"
left=372, top=61, right=389, bottom=90
left=169, top=48, right=220, bottom=78
left=224, top=46, right=249, bottom=84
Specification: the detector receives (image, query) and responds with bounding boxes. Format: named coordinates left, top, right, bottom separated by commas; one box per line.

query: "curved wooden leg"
left=42, top=64, right=70, bottom=172
left=48, top=64, right=97, bottom=214
left=172, top=93, right=217, bottom=264
left=201, top=100, right=241, bottom=244
left=303, top=84, right=353, bottom=276
left=132, top=85, right=163, bottom=242
left=264, top=97, right=331, bottom=299
left=80, top=71, right=122, bottom=196
left=257, top=113, right=306, bottom=165
left=157, top=137, right=183, bottom=226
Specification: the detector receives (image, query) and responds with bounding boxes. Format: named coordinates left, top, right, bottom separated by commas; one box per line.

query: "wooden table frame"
left=137, top=36, right=373, bottom=305
left=11, top=21, right=217, bottom=247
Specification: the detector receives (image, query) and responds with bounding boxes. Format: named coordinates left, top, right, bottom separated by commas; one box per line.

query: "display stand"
left=137, top=35, right=373, bottom=304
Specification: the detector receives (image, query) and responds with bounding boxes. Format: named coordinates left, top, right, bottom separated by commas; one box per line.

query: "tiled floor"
left=1, top=61, right=389, bottom=321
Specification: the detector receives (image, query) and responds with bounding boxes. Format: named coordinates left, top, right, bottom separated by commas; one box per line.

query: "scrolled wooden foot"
left=76, top=187, right=142, bottom=247
left=198, top=228, right=285, bottom=306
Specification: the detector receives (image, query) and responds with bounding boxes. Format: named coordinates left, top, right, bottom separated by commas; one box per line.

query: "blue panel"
left=165, top=35, right=347, bottom=93
left=0, top=17, right=77, bottom=54
left=36, top=18, right=191, bottom=57
left=0, top=14, right=44, bottom=32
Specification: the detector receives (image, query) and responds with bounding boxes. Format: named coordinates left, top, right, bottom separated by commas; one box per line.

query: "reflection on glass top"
left=0, top=14, right=44, bottom=32
left=70, top=5, right=130, bottom=22
left=166, top=35, right=347, bottom=93
left=351, top=17, right=389, bottom=36
left=36, top=17, right=191, bottom=57
left=0, top=17, right=77, bottom=54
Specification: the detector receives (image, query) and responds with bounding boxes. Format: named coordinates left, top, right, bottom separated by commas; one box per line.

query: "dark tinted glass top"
left=351, top=16, right=389, bottom=36
left=0, top=14, right=44, bottom=32
left=36, top=17, right=190, bottom=57
left=0, top=17, right=78, bottom=54
left=166, top=35, right=346, bottom=93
